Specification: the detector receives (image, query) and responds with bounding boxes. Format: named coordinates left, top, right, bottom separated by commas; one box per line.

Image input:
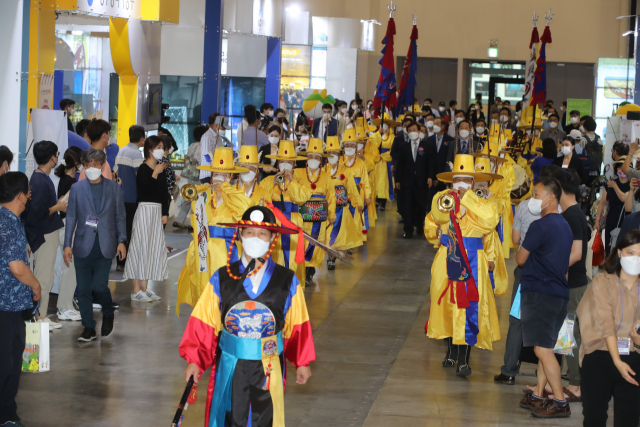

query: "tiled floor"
left=17, top=204, right=605, bottom=426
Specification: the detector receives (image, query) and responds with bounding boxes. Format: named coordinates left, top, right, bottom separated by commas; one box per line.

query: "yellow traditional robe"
left=424, top=190, right=502, bottom=350
left=177, top=182, right=250, bottom=314
left=324, top=163, right=363, bottom=250
left=489, top=160, right=515, bottom=258
left=293, top=167, right=337, bottom=269
left=341, top=155, right=372, bottom=240
left=240, top=180, right=271, bottom=206
left=361, top=141, right=380, bottom=228
left=373, top=131, right=394, bottom=200
left=485, top=193, right=509, bottom=297
left=260, top=175, right=313, bottom=286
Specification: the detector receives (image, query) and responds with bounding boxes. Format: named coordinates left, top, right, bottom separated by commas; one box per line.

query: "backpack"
left=583, top=134, right=603, bottom=178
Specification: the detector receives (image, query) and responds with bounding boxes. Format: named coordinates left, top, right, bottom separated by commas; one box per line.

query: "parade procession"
left=2, top=0, right=640, bottom=427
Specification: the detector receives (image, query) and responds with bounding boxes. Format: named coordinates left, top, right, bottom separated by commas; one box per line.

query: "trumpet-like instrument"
left=181, top=184, right=198, bottom=202
left=437, top=193, right=455, bottom=213
left=274, top=173, right=286, bottom=185
left=475, top=188, right=485, bottom=198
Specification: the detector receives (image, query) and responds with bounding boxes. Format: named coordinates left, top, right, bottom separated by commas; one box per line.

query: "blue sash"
left=273, top=201, right=299, bottom=267
left=497, top=218, right=504, bottom=243
left=304, top=195, right=325, bottom=262
left=208, top=226, right=239, bottom=263
left=440, top=235, right=482, bottom=347
left=380, top=147, right=395, bottom=200
left=329, top=207, right=344, bottom=246
left=209, top=330, right=284, bottom=427
left=349, top=177, right=369, bottom=230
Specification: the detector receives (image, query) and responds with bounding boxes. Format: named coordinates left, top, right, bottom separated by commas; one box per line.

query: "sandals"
left=562, top=387, right=582, bottom=402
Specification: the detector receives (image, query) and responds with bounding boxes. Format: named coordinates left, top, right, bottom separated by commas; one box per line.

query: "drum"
left=299, top=199, right=329, bottom=222
left=335, top=185, right=349, bottom=207
left=510, top=164, right=531, bottom=200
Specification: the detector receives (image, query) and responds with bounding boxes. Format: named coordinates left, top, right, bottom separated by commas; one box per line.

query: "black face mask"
left=277, top=117, right=284, bottom=123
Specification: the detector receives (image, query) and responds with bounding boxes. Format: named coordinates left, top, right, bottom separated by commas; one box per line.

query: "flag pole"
left=524, top=11, right=539, bottom=156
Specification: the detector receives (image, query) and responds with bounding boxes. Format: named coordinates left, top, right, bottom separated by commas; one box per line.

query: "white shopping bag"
left=22, top=321, right=50, bottom=373
left=554, top=314, right=578, bottom=356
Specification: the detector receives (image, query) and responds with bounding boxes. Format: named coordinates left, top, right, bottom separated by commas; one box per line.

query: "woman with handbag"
left=596, top=156, right=631, bottom=256
left=578, top=229, right=640, bottom=427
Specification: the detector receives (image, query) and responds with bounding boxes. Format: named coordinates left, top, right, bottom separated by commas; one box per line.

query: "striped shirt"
left=115, top=143, right=144, bottom=204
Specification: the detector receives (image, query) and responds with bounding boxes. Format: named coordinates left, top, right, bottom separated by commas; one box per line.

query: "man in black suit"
left=426, top=117, right=454, bottom=214
left=393, top=121, right=433, bottom=238
left=391, top=116, right=414, bottom=223
left=312, top=103, right=338, bottom=143
left=446, top=120, right=483, bottom=164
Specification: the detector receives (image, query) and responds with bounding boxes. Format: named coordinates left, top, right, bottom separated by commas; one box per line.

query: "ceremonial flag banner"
left=396, top=24, right=418, bottom=116
left=522, top=26, right=540, bottom=108
left=531, top=25, right=552, bottom=107
left=373, top=17, right=397, bottom=110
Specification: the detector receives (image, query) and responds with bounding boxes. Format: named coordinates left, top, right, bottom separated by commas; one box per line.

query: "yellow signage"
left=282, top=48, right=301, bottom=57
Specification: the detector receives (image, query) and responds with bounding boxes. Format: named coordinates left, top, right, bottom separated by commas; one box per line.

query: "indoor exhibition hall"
left=1, top=0, right=639, bottom=426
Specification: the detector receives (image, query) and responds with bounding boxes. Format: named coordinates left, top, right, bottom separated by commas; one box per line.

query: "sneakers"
left=37, top=317, right=62, bottom=331
left=145, top=289, right=161, bottom=301
left=173, top=221, right=189, bottom=230
left=493, top=373, right=516, bottom=385
left=131, top=291, right=152, bottom=302
left=93, top=302, right=120, bottom=309
left=1, top=421, right=27, bottom=427
left=442, top=358, right=456, bottom=368
left=456, top=364, right=472, bottom=377
left=78, top=327, right=97, bottom=342
left=327, top=258, right=336, bottom=271
left=57, top=309, right=82, bottom=321
left=101, top=315, right=115, bottom=337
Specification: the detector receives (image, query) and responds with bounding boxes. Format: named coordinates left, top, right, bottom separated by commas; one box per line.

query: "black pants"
left=0, top=311, right=25, bottom=424
left=75, top=237, right=114, bottom=329
left=444, top=337, right=471, bottom=366
left=500, top=266, right=523, bottom=376
left=399, top=186, right=427, bottom=235
left=582, top=350, right=640, bottom=427
left=117, top=202, right=138, bottom=268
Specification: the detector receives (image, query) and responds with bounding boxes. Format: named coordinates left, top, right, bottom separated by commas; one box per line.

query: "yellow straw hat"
left=474, top=157, right=503, bottom=181
left=356, top=117, right=377, bottom=133
left=265, top=140, right=307, bottom=161
left=236, top=145, right=265, bottom=168
left=436, top=154, right=490, bottom=183
left=371, top=112, right=398, bottom=128
left=302, top=138, right=326, bottom=157
left=197, top=147, right=249, bottom=174
left=472, top=141, right=507, bottom=163
left=343, top=128, right=358, bottom=146
left=355, top=127, right=370, bottom=141
left=325, top=136, right=342, bottom=153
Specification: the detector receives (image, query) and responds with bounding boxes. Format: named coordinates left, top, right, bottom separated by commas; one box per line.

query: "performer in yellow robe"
left=261, top=140, right=312, bottom=286
left=356, top=124, right=380, bottom=228
left=473, top=156, right=508, bottom=298
left=294, top=139, right=337, bottom=285
left=372, top=113, right=397, bottom=209
left=176, top=148, right=250, bottom=314
left=341, top=128, right=372, bottom=240
left=235, top=144, right=271, bottom=206
left=324, top=136, right=363, bottom=270
left=424, top=154, right=501, bottom=377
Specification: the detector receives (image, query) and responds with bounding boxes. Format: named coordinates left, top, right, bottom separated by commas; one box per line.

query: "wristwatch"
left=634, top=342, right=640, bottom=350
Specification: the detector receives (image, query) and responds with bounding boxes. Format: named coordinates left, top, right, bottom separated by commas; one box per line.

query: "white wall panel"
left=160, top=0, right=206, bottom=76
left=226, top=35, right=267, bottom=77
left=326, top=47, right=356, bottom=101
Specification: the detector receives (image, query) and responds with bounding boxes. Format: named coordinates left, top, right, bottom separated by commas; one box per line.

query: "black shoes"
left=327, top=258, right=336, bottom=271
left=398, top=217, right=404, bottom=223
left=102, top=315, right=115, bottom=337
left=494, top=373, right=516, bottom=385
left=403, top=233, right=413, bottom=239
left=78, top=327, right=97, bottom=342
left=456, top=364, right=472, bottom=377
left=442, top=358, right=456, bottom=368
left=346, top=249, right=353, bottom=255
left=416, top=228, right=425, bottom=236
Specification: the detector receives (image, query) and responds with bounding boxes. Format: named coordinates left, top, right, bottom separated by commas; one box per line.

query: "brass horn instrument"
left=437, top=193, right=455, bottom=212
left=274, top=173, right=286, bottom=185
left=181, top=184, right=198, bottom=202
left=475, top=188, right=485, bottom=198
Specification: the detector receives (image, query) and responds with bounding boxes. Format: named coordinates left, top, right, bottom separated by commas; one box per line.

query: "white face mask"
left=459, top=130, right=470, bottom=139
left=168, top=147, right=175, bottom=155
left=267, top=110, right=274, bottom=117
left=549, top=122, right=558, bottom=129
left=452, top=181, right=471, bottom=191
left=269, top=136, right=279, bottom=145
left=382, top=124, right=389, bottom=131
left=212, top=174, right=226, bottom=183
left=579, top=125, right=585, bottom=133
left=327, top=154, right=339, bottom=165
left=561, top=146, right=572, bottom=156
left=357, top=143, right=365, bottom=151
left=85, top=167, right=102, bottom=181
left=241, top=236, right=271, bottom=259
left=528, top=194, right=550, bottom=215
left=77, top=165, right=84, bottom=172
left=474, top=105, right=480, bottom=110
left=344, top=147, right=356, bottom=157
left=300, top=135, right=309, bottom=142
left=426, top=120, right=434, bottom=128
left=419, top=132, right=425, bottom=139
left=279, top=162, right=293, bottom=172
left=491, top=119, right=499, bottom=124
left=570, top=117, right=579, bottom=124
left=402, top=127, right=408, bottom=135
left=409, top=132, right=420, bottom=141
left=476, top=126, right=485, bottom=134
left=500, top=115, right=509, bottom=123
left=620, top=255, right=640, bottom=276
left=433, top=125, right=442, bottom=133
left=307, top=159, right=321, bottom=170
left=341, top=108, right=348, bottom=114
left=240, top=170, right=256, bottom=183
left=455, top=117, right=464, bottom=124
left=439, top=106, right=445, bottom=112
left=152, top=148, right=164, bottom=160
left=323, top=113, right=331, bottom=119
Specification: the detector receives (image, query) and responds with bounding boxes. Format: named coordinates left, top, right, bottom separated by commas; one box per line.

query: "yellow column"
left=26, top=1, right=56, bottom=121
left=109, top=17, right=138, bottom=147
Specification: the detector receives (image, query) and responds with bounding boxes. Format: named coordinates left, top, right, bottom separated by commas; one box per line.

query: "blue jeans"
left=74, top=236, right=114, bottom=329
